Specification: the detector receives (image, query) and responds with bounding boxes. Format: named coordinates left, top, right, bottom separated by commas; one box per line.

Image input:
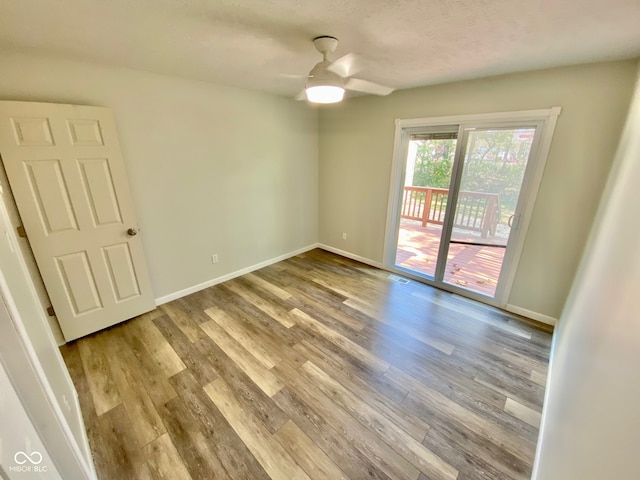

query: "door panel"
left=11, top=117, right=55, bottom=146
left=394, top=131, right=458, bottom=278
left=443, top=127, right=536, bottom=296
left=55, top=251, right=103, bottom=315
left=67, top=119, right=104, bottom=146
left=0, top=101, right=154, bottom=341
left=78, top=158, right=123, bottom=226
left=25, top=159, right=79, bottom=233
left=102, top=242, right=141, bottom=301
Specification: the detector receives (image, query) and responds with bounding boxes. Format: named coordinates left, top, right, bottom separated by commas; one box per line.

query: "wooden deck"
left=396, top=219, right=505, bottom=296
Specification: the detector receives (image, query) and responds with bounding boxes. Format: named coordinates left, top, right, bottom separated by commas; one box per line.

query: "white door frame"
left=383, top=107, right=561, bottom=308
left=1, top=358, right=63, bottom=479
left=0, top=195, right=96, bottom=479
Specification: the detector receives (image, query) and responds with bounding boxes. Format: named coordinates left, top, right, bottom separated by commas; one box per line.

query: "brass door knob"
left=127, top=228, right=138, bottom=236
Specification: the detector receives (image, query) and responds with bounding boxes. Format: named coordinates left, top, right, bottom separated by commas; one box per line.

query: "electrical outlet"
left=211, top=254, right=219, bottom=264
left=342, top=232, right=347, bottom=240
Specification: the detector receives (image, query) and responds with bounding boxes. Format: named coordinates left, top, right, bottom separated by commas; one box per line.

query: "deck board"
left=396, top=219, right=505, bottom=296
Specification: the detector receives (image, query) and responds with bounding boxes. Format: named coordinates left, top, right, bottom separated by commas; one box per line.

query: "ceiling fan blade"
left=345, top=78, right=394, bottom=96
left=327, top=53, right=361, bottom=78
left=295, top=90, right=307, bottom=101
left=279, top=73, right=308, bottom=79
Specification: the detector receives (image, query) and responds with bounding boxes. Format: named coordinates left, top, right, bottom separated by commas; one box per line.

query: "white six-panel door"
left=0, top=101, right=154, bottom=341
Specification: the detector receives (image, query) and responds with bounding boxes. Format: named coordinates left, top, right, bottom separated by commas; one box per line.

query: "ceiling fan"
left=295, top=36, right=395, bottom=104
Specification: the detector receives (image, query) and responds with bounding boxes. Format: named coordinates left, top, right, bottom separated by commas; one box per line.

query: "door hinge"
left=16, top=225, right=27, bottom=238
left=46, top=306, right=55, bottom=317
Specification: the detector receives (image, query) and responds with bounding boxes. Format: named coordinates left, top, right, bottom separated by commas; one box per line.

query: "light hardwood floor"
left=60, top=249, right=552, bottom=480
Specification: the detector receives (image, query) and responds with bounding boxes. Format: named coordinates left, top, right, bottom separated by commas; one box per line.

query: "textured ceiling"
left=1, top=0, right=639, bottom=98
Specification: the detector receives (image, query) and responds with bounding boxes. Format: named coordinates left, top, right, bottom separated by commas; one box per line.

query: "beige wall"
left=0, top=51, right=635, bottom=327
left=533, top=64, right=640, bottom=479
left=0, top=51, right=318, bottom=306
left=318, top=60, right=637, bottom=320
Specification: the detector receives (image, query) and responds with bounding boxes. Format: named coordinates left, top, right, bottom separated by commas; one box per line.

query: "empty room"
left=0, top=1, right=639, bottom=479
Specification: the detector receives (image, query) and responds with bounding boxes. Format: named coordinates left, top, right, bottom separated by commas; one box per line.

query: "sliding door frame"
left=383, top=107, right=561, bottom=308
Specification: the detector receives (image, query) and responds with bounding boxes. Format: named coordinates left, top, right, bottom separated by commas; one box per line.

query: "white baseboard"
left=154, top=243, right=320, bottom=306
left=317, top=244, right=383, bottom=269
left=154, top=243, right=557, bottom=328
left=505, top=304, right=557, bottom=326
left=316, top=246, right=557, bottom=328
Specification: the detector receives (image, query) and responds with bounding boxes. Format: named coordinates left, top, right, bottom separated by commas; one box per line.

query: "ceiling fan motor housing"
left=306, top=60, right=344, bottom=89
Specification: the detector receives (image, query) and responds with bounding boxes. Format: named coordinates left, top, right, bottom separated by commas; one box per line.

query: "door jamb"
left=0, top=191, right=96, bottom=479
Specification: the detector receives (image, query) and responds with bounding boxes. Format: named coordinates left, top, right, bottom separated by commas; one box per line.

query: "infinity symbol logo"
left=14, top=451, right=43, bottom=465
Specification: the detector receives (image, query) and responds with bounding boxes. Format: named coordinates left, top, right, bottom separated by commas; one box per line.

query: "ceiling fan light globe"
left=306, top=85, right=345, bottom=104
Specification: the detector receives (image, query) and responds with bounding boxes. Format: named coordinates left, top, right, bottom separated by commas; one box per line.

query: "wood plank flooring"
left=60, top=249, right=552, bottom=480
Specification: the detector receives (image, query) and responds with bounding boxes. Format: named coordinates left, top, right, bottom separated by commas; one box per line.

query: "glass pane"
left=444, top=128, right=535, bottom=296
left=396, top=133, right=457, bottom=277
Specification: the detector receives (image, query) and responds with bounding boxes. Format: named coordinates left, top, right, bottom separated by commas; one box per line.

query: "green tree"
left=409, top=129, right=534, bottom=218
left=412, top=139, right=455, bottom=188
left=461, top=129, right=532, bottom=214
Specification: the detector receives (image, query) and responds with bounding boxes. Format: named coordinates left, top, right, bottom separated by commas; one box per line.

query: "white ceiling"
left=1, top=0, right=639, bottom=98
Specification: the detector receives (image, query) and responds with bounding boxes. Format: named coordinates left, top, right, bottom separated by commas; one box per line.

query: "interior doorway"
left=386, top=109, right=560, bottom=306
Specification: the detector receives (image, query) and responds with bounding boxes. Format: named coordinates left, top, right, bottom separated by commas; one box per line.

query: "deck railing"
left=401, top=186, right=500, bottom=238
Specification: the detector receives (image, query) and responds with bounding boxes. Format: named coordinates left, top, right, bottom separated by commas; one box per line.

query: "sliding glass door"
left=386, top=110, right=558, bottom=305
left=440, top=127, right=536, bottom=296
left=395, top=129, right=458, bottom=277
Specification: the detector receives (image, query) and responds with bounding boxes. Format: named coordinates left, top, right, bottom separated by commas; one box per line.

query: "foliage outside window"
left=411, top=129, right=533, bottom=218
